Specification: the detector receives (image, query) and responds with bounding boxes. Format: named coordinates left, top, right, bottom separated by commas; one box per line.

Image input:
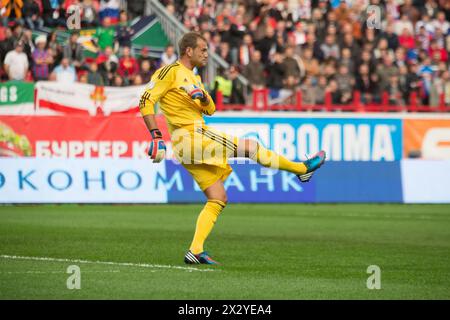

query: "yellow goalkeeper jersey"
left=139, top=61, right=216, bottom=130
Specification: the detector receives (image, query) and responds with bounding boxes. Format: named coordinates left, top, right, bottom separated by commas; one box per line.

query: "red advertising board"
left=0, top=115, right=169, bottom=158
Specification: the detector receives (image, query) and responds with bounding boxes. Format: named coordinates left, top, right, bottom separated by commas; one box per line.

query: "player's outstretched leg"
left=185, top=180, right=226, bottom=265
left=238, top=139, right=326, bottom=183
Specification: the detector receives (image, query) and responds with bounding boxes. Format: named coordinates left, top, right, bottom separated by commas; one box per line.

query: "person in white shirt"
left=394, top=14, right=414, bottom=36
left=52, top=58, right=76, bottom=83
left=160, top=45, right=178, bottom=67
left=433, top=11, right=450, bottom=35
left=4, top=41, right=29, bottom=81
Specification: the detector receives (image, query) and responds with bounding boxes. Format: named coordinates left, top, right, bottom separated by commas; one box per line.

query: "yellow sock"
left=189, top=200, right=226, bottom=255
left=253, top=145, right=307, bottom=175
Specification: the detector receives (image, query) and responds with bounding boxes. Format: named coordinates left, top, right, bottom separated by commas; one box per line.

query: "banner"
left=0, top=115, right=404, bottom=161
left=1, top=158, right=449, bottom=203
left=35, top=81, right=146, bottom=116
left=207, top=116, right=403, bottom=161
left=0, top=158, right=167, bottom=203
left=0, top=115, right=168, bottom=158
left=0, top=81, right=35, bottom=115
left=403, top=119, right=450, bottom=160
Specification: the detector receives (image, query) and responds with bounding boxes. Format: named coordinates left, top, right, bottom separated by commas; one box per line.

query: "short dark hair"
left=178, top=32, right=207, bottom=56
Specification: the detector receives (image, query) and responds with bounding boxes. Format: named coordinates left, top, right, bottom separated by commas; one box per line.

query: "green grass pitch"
left=0, top=204, right=449, bottom=299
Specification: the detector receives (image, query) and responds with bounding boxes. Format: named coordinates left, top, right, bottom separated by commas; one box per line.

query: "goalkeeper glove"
left=148, top=129, right=166, bottom=163
left=180, top=84, right=208, bottom=103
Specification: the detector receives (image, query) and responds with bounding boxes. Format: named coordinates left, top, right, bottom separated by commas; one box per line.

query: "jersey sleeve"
left=139, top=66, right=176, bottom=117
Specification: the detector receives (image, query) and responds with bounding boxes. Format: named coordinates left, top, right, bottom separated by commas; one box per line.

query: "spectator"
left=239, top=34, right=255, bottom=66
left=47, top=31, right=62, bottom=67
left=377, top=55, right=399, bottom=91
left=340, top=32, right=361, bottom=60
left=81, top=0, right=99, bottom=28
left=116, top=10, right=134, bottom=50
left=3, top=41, right=29, bottom=81
left=387, top=75, right=404, bottom=105
left=340, top=47, right=354, bottom=74
left=23, top=0, right=44, bottom=30
left=382, top=23, right=400, bottom=51
left=405, top=62, right=422, bottom=102
left=300, top=76, right=316, bottom=106
left=415, top=13, right=435, bottom=35
left=242, top=50, right=266, bottom=90
left=87, top=61, right=106, bottom=86
left=211, top=67, right=233, bottom=104
left=32, top=35, right=53, bottom=80
left=266, top=51, right=285, bottom=93
left=139, top=46, right=157, bottom=73
left=394, top=47, right=407, bottom=68
left=256, top=26, right=277, bottom=65
left=326, top=79, right=341, bottom=105
left=21, top=28, right=34, bottom=62
left=117, top=46, right=139, bottom=83
left=429, top=39, right=448, bottom=63
left=416, top=26, right=432, bottom=51
left=52, top=57, right=76, bottom=83
left=320, top=34, right=340, bottom=60
left=133, top=74, right=143, bottom=86
left=93, top=17, right=116, bottom=52
left=335, top=64, right=354, bottom=104
left=139, top=59, right=153, bottom=83
left=10, top=24, right=24, bottom=48
left=282, top=46, right=302, bottom=82
left=355, top=64, right=378, bottom=104
left=433, top=11, right=450, bottom=35
left=0, top=27, right=15, bottom=67
left=42, top=0, right=66, bottom=28
left=314, top=75, right=328, bottom=105
left=216, top=42, right=232, bottom=64
left=78, top=70, right=88, bottom=83
left=63, top=32, right=84, bottom=68
left=394, top=14, right=414, bottom=35
left=399, top=28, right=416, bottom=50
left=160, top=45, right=178, bottom=67
left=291, top=22, right=307, bottom=47
left=229, top=65, right=246, bottom=105
left=112, top=73, right=124, bottom=87
left=374, top=38, right=394, bottom=61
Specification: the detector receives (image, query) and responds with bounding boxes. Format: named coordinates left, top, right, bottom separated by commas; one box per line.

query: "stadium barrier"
left=1, top=113, right=449, bottom=203
left=215, top=89, right=450, bottom=113
left=1, top=158, right=449, bottom=203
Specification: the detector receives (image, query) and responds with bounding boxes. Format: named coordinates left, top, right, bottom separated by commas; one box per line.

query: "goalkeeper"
left=139, top=32, right=326, bottom=265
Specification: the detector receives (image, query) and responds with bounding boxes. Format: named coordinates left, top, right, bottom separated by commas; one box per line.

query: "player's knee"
left=246, top=139, right=259, bottom=159
left=217, top=193, right=228, bottom=205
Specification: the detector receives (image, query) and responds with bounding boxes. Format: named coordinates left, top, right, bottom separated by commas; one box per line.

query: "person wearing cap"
left=3, top=41, right=29, bottom=80
left=32, top=35, right=52, bottom=80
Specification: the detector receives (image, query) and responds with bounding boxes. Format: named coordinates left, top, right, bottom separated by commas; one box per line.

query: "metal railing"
left=144, top=0, right=249, bottom=92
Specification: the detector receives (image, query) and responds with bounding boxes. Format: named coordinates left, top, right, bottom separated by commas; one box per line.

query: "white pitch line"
left=0, top=255, right=216, bottom=272
left=0, top=270, right=121, bottom=274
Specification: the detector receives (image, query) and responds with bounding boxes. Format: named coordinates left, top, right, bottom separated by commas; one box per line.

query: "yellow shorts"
left=170, top=124, right=238, bottom=191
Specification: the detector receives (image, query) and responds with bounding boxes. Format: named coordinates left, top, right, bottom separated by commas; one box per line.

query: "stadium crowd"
left=1, top=0, right=450, bottom=107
